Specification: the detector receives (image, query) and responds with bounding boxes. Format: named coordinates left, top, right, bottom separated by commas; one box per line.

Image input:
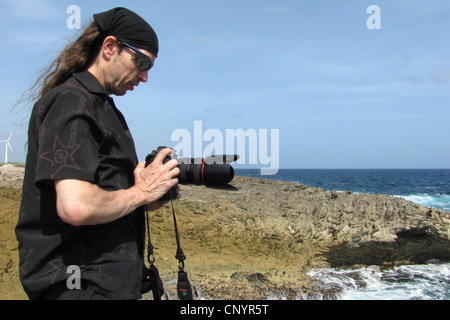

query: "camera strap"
left=143, top=207, right=165, bottom=300
left=143, top=199, right=193, bottom=300
left=170, top=199, right=193, bottom=300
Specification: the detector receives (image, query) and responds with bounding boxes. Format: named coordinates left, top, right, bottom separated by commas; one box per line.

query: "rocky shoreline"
left=1, top=165, right=449, bottom=300
left=0, top=165, right=24, bottom=190
left=145, top=175, right=450, bottom=300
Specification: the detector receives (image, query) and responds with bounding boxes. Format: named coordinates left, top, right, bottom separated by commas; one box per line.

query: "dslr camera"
left=145, top=146, right=239, bottom=200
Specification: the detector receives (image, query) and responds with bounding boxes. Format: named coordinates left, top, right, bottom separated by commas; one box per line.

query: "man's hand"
left=133, top=148, right=180, bottom=201
left=133, top=148, right=181, bottom=210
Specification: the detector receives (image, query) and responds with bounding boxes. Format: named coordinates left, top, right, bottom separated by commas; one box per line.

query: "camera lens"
left=146, top=148, right=238, bottom=191
left=178, top=158, right=235, bottom=185
left=202, top=163, right=235, bottom=184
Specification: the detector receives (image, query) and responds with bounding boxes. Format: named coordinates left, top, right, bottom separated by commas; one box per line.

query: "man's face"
left=105, top=41, right=156, bottom=96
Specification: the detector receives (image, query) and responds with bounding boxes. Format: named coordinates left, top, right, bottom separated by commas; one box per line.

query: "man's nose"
left=138, top=70, right=148, bottom=83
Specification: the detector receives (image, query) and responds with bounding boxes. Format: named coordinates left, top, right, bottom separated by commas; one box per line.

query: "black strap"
left=145, top=206, right=155, bottom=265
left=171, top=199, right=186, bottom=269
left=143, top=206, right=164, bottom=300
left=169, top=199, right=193, bottom=300
left=144, top=199, right=193, bottom=300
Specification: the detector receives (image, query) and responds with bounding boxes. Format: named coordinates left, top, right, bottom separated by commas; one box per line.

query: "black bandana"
left=94, top=7, right=159, bottom=57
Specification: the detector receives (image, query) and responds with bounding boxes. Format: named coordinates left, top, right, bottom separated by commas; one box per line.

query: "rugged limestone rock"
left=1, top=166, right=449, bottom=300
left=0, top=165, right=24, bottom=190
left=145, top=176, right=450, bottom=299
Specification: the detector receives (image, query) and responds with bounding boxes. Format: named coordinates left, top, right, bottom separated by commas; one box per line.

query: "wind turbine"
left=0, top=132, right=13, bottom=164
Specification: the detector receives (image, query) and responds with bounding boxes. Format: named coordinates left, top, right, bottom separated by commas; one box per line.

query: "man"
left=15, top=7, right=180, bottom=300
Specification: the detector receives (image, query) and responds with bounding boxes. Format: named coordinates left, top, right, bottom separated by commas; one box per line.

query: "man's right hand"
left=133, top=147, right=181, bottom=204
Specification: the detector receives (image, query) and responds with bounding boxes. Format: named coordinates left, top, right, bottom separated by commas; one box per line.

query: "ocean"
left=235, top=169, right=450, bottom=212
left=235, top=169, right=450, bottom=300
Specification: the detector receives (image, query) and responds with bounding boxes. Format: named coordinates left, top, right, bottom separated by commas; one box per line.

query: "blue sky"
left=0, top=0, right=449, bottom=169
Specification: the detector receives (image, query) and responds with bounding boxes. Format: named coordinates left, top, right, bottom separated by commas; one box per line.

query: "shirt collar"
left=72, top=70, right=108, bottom=96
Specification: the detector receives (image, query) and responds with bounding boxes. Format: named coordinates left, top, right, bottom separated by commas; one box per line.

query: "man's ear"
left=101, top=36, right=119, bottom=62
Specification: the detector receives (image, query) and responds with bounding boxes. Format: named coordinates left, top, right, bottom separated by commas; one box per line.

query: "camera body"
left=145, top=146, right=239, bottom=200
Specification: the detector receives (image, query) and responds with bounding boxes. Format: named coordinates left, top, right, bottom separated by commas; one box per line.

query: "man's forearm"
left=55, top=150, right=180, bottom=226
left=55, top=180, right=147, bottom=226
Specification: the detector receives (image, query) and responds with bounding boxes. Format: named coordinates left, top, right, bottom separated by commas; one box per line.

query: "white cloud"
left=432, top=68, right=450, bottom=84
left=195, top=36, right=211, bottom=45
left=3, top=0, right=59, bottom=20
left=398, top=75, right=424, bottom=85
left=265, top=7, right=288, bottom=14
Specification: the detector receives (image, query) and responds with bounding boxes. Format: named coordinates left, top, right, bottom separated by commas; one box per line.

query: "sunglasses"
left=118, top=41, right=153, bottom=71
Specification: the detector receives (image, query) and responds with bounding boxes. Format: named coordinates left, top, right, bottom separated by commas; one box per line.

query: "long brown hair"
left=32, top=21, right=102, bottom=99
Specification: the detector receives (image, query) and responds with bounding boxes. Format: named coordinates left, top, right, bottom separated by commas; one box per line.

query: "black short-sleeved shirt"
left=15, top=71, right=146, bottom=300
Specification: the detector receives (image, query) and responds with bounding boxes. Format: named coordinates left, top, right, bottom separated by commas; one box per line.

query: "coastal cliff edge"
left=1, top=166, right=449, bottom=299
